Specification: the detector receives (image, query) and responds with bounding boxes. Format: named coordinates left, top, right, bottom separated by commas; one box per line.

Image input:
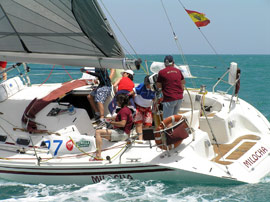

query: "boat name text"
left=91, top=174, right=133, bottom=183
left=243, top=146, right=268, bottom=169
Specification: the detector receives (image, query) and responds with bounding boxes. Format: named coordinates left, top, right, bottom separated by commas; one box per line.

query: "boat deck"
left=212, top=135, right=261, bottom=165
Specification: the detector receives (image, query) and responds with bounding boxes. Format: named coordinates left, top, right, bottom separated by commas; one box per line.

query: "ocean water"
left=2, top=54, right=270, bottom=201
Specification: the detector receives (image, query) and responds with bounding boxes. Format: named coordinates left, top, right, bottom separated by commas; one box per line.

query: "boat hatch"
left=0, top=135, right=7, bottom=142
left=16, top=138, right=30, bottom=146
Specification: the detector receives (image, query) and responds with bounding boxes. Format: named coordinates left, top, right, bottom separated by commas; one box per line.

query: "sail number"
left=44, top=140, right=63, bottom=156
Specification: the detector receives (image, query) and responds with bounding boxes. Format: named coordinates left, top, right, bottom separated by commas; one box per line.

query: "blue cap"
left=164, top=55, right=174, bottom=65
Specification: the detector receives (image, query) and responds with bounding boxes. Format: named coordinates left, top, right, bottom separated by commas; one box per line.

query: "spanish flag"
left=185, top=9, right=210, bottom=27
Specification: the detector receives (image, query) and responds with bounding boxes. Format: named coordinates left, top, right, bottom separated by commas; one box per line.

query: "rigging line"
left=61, top=66, right=73, bottom=80
left=160, top=0, right=198, bottom=88
left=200, top=96, right=231, bottom=176
left=194, top=76, right=216, bottom=80
left=160, top=0, right=188, bottom=65
left=190, top=64, right=217, bottom=69
left=177, top=0, right=185, bottom=9
left=139, top=64, right=148, bottom=75
left=39, top=65, right=55, bottom=86
left=144, top=60, right=150, bottom=75
left=69, top=136, right=95, bottom=158
left=111, top=143, right=128, bottom=160
left=99, top=0, right=139, bottom=57
left=121, top=45, right=135, bottom=59
left=198, top=29, right=219, bottom=56
left=0, top=116, right=17, bottom=128
left=91, top=1, right=116, bottom=57
left=197, top=30, right=226, bottom=69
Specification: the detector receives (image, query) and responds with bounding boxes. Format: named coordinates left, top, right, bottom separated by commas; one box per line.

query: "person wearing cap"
left=156, top=55, right=185, bottom=119
left=0, top=61, right=7, bottom=81
left=113, top=69, right=134, bottom=93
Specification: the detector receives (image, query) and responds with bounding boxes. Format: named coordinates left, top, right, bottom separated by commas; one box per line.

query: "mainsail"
left=0, top=0, right=139, bottom=69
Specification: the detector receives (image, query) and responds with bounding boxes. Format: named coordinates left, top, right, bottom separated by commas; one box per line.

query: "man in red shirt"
left=0, top=61, right=7, bottom=81
left=156, top=55, right=185, bottom=119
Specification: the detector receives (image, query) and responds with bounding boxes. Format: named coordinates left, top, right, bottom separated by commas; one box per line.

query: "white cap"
left=121, top=69, right=134, bottom=75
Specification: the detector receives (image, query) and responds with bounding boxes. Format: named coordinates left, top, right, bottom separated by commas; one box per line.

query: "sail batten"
left=0, top=0, right=137, bottom=69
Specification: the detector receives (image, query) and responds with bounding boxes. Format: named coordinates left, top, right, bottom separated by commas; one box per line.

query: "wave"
left=1, top=177, right=270, bottom=202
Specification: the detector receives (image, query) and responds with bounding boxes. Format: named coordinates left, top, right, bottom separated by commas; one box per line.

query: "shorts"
left=134, top=104, right=153, bottom=126
left=110, top=129, right=129, bottom=142
left=90, top=86, right=111, bottom=104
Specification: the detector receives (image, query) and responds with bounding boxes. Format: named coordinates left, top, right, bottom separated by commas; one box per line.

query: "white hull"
left=1, top=134, right=269, bottom=185
left=0, top=139, right=243, bottom=185
left=1, top=76, right=270, bottom=185
left=0, top=163, right=240, bottom=185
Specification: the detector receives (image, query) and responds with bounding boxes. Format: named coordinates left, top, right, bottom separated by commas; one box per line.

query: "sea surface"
left=1, top=54, right=270, bottom=201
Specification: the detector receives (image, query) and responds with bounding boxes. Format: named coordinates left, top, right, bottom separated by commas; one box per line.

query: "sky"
left=100, top=0, right=270, bottom=55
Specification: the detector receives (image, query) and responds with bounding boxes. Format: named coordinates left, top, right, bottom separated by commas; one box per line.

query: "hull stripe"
left=0, top=167, right=173, bottom=176
left=0, top=164, right=160, bottom=170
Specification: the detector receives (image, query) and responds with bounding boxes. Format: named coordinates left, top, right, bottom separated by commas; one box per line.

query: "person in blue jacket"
left=130, top=75, right=155, bottom=140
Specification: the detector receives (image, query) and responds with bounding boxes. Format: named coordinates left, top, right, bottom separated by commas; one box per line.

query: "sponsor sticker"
left=66, top=139, right=74, bottom=151
left=76, top=139, right=91, bottom=148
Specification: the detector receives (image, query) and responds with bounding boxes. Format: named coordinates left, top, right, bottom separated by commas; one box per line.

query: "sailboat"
left=0, top=0, right=270, bottom=185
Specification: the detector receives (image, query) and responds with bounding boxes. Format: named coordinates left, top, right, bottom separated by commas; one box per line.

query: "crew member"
left=156, top=55, right=185, bottom=119
left=94, top=94, right=133, bottom=160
